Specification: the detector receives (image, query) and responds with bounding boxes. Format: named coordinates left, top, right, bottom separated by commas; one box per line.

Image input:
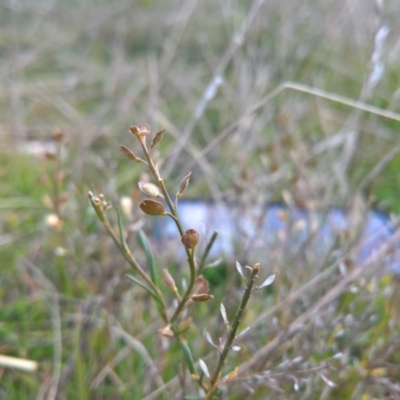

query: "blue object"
left=151, top=200, right=400, bottom=273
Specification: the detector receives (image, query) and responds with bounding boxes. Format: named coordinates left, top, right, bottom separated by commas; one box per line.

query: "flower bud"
left=139, top=200, right=167, bottom=216
left=163, top=268, right=177, bottom=292
left=158, top=324, right=174, bottom=337
left=181, top=229, right=200, bottom=249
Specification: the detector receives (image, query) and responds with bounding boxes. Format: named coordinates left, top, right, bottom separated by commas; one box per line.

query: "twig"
left=206, top=263, right=260, bottom=398
left=236, top=227, right=400, bottom=374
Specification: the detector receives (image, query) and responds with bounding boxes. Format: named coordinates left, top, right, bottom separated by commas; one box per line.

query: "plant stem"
left=198, top=230, right=219, bottom=273
left=139, top=140, right=198, bottom=323
left=206, top=263, right=260, bottom=398
left=90, top=195, right=169, bottom=323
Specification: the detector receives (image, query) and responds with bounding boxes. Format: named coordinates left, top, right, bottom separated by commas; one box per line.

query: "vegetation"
left=1, top=0, right=400, bottom=399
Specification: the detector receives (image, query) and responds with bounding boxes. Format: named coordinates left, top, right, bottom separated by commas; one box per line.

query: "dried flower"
left=181, top=229, right=200, bottom=249
left=138, top=123, right=150, bottom=135
left=130, top=123, right=150, bottom=144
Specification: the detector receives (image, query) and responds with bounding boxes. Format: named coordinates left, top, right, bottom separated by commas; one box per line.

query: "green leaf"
left=126, top=274, right=163, bottom=311
left=179, top=340, right=196, bottom=375
left=138, top=229, right=157, bottom=286
left=116, top=207, right=129, bottom=251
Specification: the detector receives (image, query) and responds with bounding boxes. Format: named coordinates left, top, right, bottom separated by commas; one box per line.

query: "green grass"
left=1, top=0, right=400, bottom=398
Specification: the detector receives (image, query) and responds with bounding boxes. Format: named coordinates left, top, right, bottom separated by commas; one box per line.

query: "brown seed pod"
left=139, top=200, right=167, bottom=216
left=181, top=229, right=200, bottom=249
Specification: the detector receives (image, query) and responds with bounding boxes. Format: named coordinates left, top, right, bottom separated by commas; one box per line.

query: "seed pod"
left=150, top=128, right=165, bottom=149
left=193, top=275, right=209, bottom=295
left=138, top=181, right=164, bottom=198
left=177, top=171, right=192, bottom=199
left=190, top=293, right=214, bottom=302
left=181, top=229, right=200, bottom=249
left=119, top=145, right=140, bottom=162
left=139, top=200, right=167, bottom=216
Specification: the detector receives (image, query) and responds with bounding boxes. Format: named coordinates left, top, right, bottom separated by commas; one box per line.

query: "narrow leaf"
left=179, top=341, right=196, bottom=375
left=126, top=274, right=156, bottom=297
left=236, top=327, right=250, bottom=338
left=116, top=207, right=128, bottom=251
left=319, top=373, right=336, bottom=388
left=205, top=331, right=214, bottom=347
left=220, top=303, right=229, bottom=325
left=125, top=274, right=163, bottom=310
left=204, top=258, right=223, bottom=269
left=199, top=359, right=210, bottom=378
left=258, top=273, right=276, bottom=289
left=235, top=260, right=244, bottom=278
left=138, top=229, right=157, bottom=285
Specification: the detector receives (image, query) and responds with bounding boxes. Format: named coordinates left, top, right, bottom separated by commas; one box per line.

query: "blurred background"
left=1, top=0, right=400, bottom=398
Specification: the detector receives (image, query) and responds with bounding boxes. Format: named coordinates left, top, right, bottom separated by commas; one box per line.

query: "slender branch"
left=206, top=263, right=260, bottom=398
left=88, top=193, right=168, bottom=323
left=198, top=230, right=219, bottom=273
left=137, top=139, right=198, bottom=323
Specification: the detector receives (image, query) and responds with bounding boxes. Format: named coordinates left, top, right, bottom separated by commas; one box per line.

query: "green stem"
left=206, top=263, right=260, bottom=398
left=139, top=140, right=198, bottom=323
left=198, top=230, right=219, bottom=273
left=90, top=195, right=169, bottom=323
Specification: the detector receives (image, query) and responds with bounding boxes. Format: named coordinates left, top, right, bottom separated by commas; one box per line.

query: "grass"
left=1, top=0, right=400, bottom=398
